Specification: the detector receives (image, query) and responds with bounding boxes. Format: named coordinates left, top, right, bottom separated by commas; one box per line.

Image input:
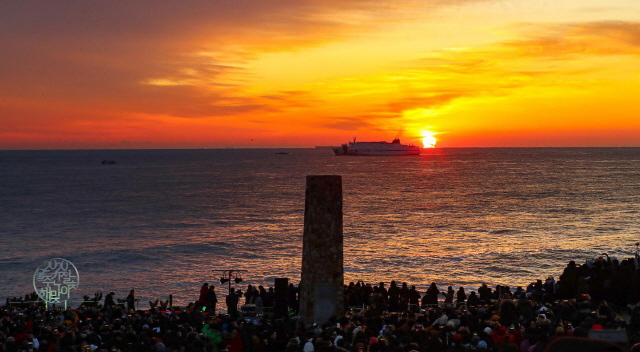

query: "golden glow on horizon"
left=2, top=0, right=640, bottom=149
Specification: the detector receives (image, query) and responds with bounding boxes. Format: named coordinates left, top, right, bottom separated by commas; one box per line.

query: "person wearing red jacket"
left=200, top=283, right=210, bottom=305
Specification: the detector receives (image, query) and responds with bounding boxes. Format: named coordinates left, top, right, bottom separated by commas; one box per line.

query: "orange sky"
left=1, top=0, right=640, bottom=149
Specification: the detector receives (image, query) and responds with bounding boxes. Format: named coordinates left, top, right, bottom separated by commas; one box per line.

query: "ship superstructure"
left=332, top=138, right=420, bottom=156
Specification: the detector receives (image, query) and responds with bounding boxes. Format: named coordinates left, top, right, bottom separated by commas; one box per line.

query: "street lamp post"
left=216, top=269, right=247, bottom=312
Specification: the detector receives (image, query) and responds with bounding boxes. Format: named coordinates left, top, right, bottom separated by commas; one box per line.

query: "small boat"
left=275, top=151, right=290, bottom=155
left=101, top=160, right=117, bottom=165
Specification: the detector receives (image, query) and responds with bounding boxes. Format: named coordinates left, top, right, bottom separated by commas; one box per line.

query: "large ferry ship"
left=332, top=138, right=421, bottom=156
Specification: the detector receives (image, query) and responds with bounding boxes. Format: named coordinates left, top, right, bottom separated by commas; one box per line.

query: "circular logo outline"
left=33, top=258, right=80, bottom=304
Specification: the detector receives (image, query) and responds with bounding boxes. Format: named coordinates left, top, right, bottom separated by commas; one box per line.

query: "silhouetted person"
left=126, top=289, right=136, bottom=311
left=409, top=285, right=420, bottom=308
left=245, top=284, right=254, bottom=305
left=388, top=281, right=400, bottom=311
left=467, top=291, right=480, bottom=307
left=499, top=297, right=516, bottom=326
left=456, top=287, right=467, bottom=303
left=264, top=287, right=275, bottom=308
left=207, top=286, right=218, bottom=312
left=379, top=282, right=388, bottom=301
left=444, top=286, right=455, bottom=304
left=287, top=283, right=298, bottom=313
left=253, top=291, right=263, bottom=308
left=104, top=292, right=116, bottom=308
left=226, top=288, right=242, bottom=318
left=561, top=260, right=580, bottom=298
left=426, top=282, right=439, bottom=306
left=199, top=283, right=209, bottom=305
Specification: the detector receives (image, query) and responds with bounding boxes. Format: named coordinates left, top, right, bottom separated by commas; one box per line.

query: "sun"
left=422, top=132, right=437, bottom=148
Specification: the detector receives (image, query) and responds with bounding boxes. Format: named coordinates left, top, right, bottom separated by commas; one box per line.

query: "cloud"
left=502, top=21, right=640, bottom=59
left=386, top=93, right=469, bottom=112
left=2, top=0, right=640, bottom=148
left=570, top=21, right=640, bottom=45
left=322, top=116, right=379, bottom=131
left=326, top=20, right=640, bottom=137
left=417, top=57, right=494, bottom=74
left=3, top=0, right=460, bottom=128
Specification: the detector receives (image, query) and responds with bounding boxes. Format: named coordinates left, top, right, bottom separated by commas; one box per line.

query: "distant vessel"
left=332, top=138, right=420, bottom=156
left=275, top=151, right=290, bottom=155
left=101, top=160, right=116, bottom=165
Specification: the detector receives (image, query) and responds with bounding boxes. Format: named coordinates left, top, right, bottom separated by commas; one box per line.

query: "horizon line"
left=2, top=146, right=640, bottom=152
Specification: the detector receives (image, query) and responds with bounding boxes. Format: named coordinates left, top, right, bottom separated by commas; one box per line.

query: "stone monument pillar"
left=299, top=175, right=344, bottom=326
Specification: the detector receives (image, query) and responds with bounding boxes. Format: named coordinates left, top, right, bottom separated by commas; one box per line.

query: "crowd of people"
left=2, top=255, right=640, bottom=352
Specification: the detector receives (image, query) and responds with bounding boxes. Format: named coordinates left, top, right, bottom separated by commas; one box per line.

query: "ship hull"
left=332, top=141, right=420, bottom=156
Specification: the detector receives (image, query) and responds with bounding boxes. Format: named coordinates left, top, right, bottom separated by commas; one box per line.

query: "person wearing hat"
left=424, top=325, right=445, bottom=351
left=303, top=333, right=315, bottom=352
left=509, top=327, right=523, bottom=346
left=449, top=333, right=465, bottom=352
left=312, top=322, right=322, bottom=337
left=156, top=341, right=166, bottom=351
left=334, top=337, right=349, bottom=352
left=433, top=313, right=448, bottom=326
left=471, top=334, right=481, bottom=346
left=284, top=337, right=298, bottom=352
left=491, top=326, right=508, bottom=345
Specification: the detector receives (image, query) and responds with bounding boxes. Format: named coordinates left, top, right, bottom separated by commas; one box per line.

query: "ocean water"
left=1, top=148, right=639, bottom=306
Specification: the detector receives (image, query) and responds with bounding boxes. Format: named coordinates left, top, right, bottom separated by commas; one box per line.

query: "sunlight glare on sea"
left=1, top=148, right=639, bottom=305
